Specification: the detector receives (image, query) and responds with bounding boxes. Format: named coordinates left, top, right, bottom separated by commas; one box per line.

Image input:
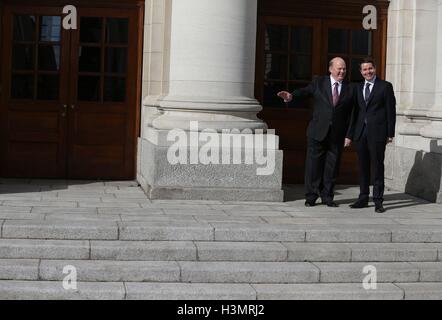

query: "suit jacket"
left=347, top=78, right=396, bottom=142
left=291, top=76, right=356, bottom=142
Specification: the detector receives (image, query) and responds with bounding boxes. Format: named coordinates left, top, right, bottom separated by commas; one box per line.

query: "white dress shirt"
left=330, top=75, right=342, bottom=95
left=363, top=76, right=376, bottom=101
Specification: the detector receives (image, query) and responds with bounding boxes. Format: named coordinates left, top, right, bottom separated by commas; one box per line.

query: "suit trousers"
left=305, top=130, right=343, bottom=203
left=355, top=125, right=387, bottom=205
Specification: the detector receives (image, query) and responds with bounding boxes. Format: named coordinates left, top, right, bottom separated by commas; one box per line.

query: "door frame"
left=0, top=0, right=144, bottom=179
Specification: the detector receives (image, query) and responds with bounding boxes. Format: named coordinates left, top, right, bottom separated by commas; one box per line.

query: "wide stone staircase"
left=0, top=180, right=442, bottom=299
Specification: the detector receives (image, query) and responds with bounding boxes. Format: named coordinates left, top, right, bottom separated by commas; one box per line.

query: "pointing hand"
left=277, top=91, right=293, bottom=103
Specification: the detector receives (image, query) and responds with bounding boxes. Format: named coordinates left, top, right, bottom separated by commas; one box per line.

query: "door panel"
left=1, top=6, right=69, bottom=178
left=67, top=8, right=139, bottom=179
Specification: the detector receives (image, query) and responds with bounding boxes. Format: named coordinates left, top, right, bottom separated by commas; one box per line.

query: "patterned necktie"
left=332, top=82, right=339, bottom=106
left=365, top=82, right=371, bottom=104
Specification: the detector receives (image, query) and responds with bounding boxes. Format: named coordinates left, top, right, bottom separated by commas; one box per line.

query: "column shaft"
left=152, top=0, right=266, bottom=131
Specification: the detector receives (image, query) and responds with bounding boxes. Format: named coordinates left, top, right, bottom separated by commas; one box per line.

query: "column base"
left=137, top=128, right=284, bottom=202
left=385, top=140, right=442, bottom=203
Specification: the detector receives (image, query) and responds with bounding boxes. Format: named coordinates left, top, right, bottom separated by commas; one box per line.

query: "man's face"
left=329, top=60, right=346, bottom=82
left=360, top=63, right=376, bottom=81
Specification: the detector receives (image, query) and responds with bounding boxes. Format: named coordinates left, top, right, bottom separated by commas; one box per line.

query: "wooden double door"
left=0, top=2, right=142, bottom=179
left=255, top=0, right=389, bottom=183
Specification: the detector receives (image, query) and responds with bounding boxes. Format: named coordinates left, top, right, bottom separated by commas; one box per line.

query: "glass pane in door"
left=78, top=76, right=100, bottom=101
left=38, top=45, right=61, bottom=71
left=80, top=17, right=102, bottom=43
left=290, top=55, right=311, bottom=80
left=106, top=18, right=129, bottom=44
left=291, top=26, right=312, bottom=53
left=104, top=77, right=126, bottom=102
left=39, top=16, right=61, bottom=41
left=265, top=25, right=288, bottom=51
left=352, top=29, right=372, bottom=55
left=105, top=48, right=127, bottom=73
left=12, top=45, right=34, bottom=70
left=265, top=53, right=287, bottom=80
left=79, top=46, right=101, bottom=72
left=328, top=29, right=348, bottom=54
left=13, top=15, right=36, bottom=41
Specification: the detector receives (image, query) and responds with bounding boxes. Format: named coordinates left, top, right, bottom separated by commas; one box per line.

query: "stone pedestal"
left=137, top=128, right=283, bottom=201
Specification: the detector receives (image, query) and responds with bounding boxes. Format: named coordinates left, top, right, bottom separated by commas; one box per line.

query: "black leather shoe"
left=349, top=201, right=368, bottom=209
left=325, top=201, right=339, bottom=207
left=304, top=200, right=316, bottom=207
left=375, top=205, right=386, bottom=213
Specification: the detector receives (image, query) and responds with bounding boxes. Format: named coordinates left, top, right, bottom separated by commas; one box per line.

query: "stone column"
left=137, top=0, right=283, bottom=201
left=417, top=0, right=442, bottom=202
left=385, top=0, right=442, bottom=202
left=152, top=0, right=266, bottom=132
left=393, top=0, right=438, bottom=140
left=421, top=0, right=442, bottom=140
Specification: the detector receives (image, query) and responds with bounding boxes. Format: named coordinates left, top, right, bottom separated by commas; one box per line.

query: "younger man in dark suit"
left=277, top=57, right=356, bottom=207
left=346, top=58, right=396, bottom=213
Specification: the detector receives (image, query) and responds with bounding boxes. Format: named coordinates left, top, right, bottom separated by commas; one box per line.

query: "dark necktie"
left=332, top=82, right=339, bottom=106
left=365, top=83, right=371, bottom=104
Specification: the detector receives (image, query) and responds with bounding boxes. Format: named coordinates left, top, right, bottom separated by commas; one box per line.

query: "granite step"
left=0, top=239, right=90, bottom=259
left=3, top=280, right=441, bottom=300
left=1, top=239, right=442, bottom=262
left=0, top=280, right=125, bottom=300
left=1, top=258, right=440, bottom=284
left=3, top=259, right=320, bottom=283
left=252, top=283, right=442, bottom=300
left=3, top=219, right=442, bottom=243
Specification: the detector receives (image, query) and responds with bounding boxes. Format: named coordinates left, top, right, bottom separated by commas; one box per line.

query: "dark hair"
left=359, top=58, right=376, bottom=69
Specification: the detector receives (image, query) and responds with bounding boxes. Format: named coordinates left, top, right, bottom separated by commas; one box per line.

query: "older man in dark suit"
left=277, top=57, right=356, bottom=207
left=346, top=58, right=396, bottom=213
